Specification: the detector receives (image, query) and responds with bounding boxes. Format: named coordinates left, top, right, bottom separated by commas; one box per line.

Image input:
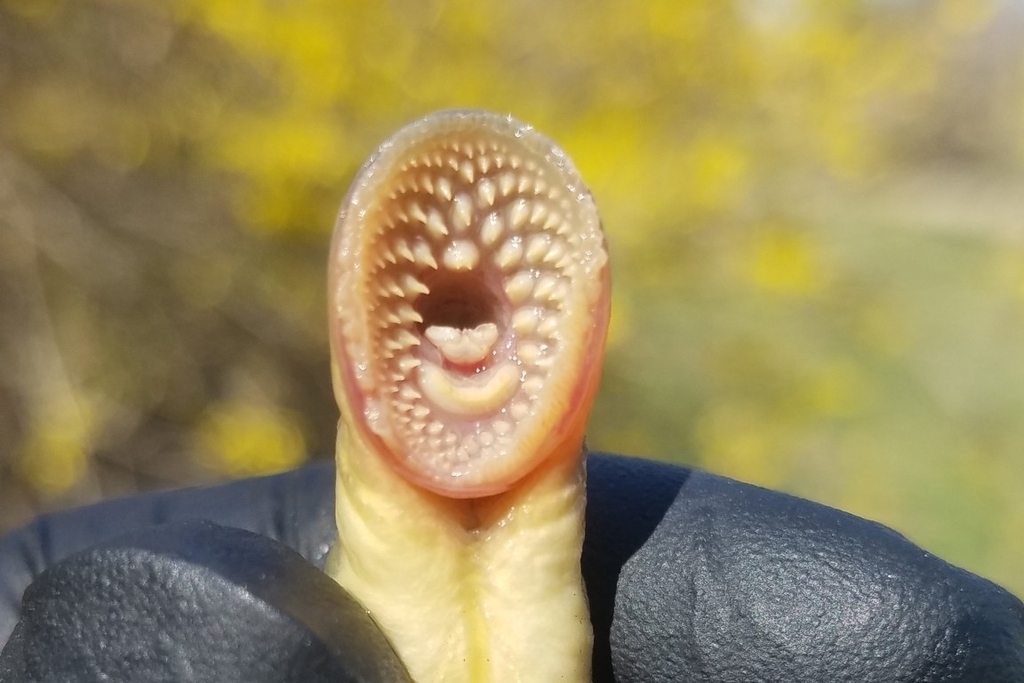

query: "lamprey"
left=325, top=110, right=610, bottom=682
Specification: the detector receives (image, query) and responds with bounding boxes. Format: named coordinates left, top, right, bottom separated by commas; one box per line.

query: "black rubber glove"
left=1, top=454, right=1022, bottom=682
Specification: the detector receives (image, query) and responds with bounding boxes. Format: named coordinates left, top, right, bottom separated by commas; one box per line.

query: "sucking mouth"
left=329, top=111, right=609, bottom=497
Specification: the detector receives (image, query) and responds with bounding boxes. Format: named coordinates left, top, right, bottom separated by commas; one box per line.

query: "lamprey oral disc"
left=326, top=110, right=610, bottom=683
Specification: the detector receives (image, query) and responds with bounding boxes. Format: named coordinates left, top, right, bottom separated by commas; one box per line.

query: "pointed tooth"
left=400, top=385, right=422, bottom=401
left=529, top=203, right=548, bottom=226
left=533, top=178, right=548, bottom=195
left=480, top=212, right=503, bottom=246
left=394, top=239, right=415, bottom=262
left=508, top=199, right=529, bottom=229
left=525, top=234, right=551, bottom=263
left=419, top=174, right=433, bottom=194
left=543, top=212, right=563, bottom=232
left=495, top=239, right=524, bottom=271
left=518, top=342, right=542, bottom=365
left=555, top=253, right=576, bottom=271
left=380, top=277, right=405, bottom=298
left=412, top=240, right=438, bottom=269
left=396, top=304, right=423, bottom=324
left=477, top=178, right=496, bottom=207
left=517, top=176, right=530, bottom=193
left=408, top=202, right=428, bottom=224
left=544, top=240, right=566, bottom=264
left=395, top=329, right=420, bottom=348
left=459, top=160, right=474, bottom=183
left=504, top=271, right=534, bottom=304
left=443, top=240, right=480, bottom=271
left=410, top=419, right=426, bottom=433
left=412, top=405, right=430, bottom=419
left=537, top=315, right=560, bottom=337
left=493, top=154, right=505, bottom=169
left=395, top=401, right=415, bottom=413
left=550, top=280, right=571, bottom=305
left=400, top=273, right=430, bottom=296
left=444, top=432, right=458, bottom=446
left=451, top=193, right=473, bottom=232
left=533, top=274, right=558, bottom=300
left=398, top=356, right=422, bottom=373
left=436, top=177, right=452, bottom=201
left=509, top=154, right=522, bottom=170
left=447, top=156, right=460, bottom=171
left=511, top=307, right=540, bottom=335
left=478, top=156, right=491, bottom=174
left=426, top=209, right=448, bottom=239
left=499, top=172, right=515, bottom=197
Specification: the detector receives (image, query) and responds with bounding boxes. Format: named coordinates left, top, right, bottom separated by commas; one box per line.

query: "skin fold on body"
left=324, top=110, right=610, bottom=682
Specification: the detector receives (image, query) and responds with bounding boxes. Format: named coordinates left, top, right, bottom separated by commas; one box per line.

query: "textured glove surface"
left=586, top=457, right=1024, bottom=682
left=0, top=520, right=411, bottom=682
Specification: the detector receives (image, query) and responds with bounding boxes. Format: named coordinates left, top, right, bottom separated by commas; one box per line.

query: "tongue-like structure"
left=326, top=110, right=610, bottom=682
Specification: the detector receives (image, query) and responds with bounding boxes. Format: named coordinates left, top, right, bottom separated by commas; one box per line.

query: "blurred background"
left=1, top=0, right=1022, bottom=596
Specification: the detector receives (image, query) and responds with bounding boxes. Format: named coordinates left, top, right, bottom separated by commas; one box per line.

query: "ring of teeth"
left=333, top=113, right=606, bottom=484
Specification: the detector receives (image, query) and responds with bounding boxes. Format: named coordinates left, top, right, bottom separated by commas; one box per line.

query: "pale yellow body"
left=326, top=412, right=592, bottom=683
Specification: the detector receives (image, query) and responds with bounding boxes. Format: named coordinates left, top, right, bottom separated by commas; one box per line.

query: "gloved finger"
left=0, top=520, right=410, bottom=683
left=0, top=463, right=336, bottom=645
left=592, top=457, right=1024, bottom=683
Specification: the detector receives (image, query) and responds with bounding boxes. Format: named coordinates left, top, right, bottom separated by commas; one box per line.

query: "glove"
left=1, top=454, right=1022, bottom=682
left=0, top=520, right=411, bottom=683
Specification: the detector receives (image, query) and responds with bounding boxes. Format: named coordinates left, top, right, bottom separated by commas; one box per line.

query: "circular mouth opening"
left=413, top=272, right=507, bottom=373
left=415, top=272, right=502, bottom=332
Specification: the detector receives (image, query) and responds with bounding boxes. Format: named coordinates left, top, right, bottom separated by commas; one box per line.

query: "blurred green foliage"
left=1, top=0, right=1022, bottom=596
